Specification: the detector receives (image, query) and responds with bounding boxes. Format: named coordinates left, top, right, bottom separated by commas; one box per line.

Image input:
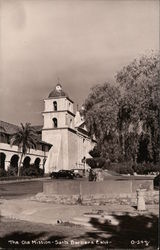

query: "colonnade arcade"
left=0, top=152, right=42, bottom=171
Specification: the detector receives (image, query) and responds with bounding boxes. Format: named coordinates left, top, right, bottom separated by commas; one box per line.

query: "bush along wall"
left=86, top=158, right=160, bottom=175
left=0, top=165, right=44, bottom=178
left=7, top=167, right=18, bottom=176
left=111, top=162, right=159, bottom=175
left=20, top=166, right=44, bottom=177
left=0, top=168, right=7, bottom=177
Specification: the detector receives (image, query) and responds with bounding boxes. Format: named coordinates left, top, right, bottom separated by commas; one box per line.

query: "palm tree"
left=10, top=123, right=38, bottom=176
left=0, top=125, right=6, bottom=134
left=0, top=126, right=7, bottom=144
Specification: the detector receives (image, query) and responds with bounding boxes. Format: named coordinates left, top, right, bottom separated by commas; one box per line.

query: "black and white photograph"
left=0, top=0, right=159, bottom=249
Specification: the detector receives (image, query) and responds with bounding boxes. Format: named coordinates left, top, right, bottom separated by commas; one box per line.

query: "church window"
left=65, top=113, right=68, bottom=125
left=70, top=119, right=72, bottom=127
left=53, top=118, right=58, bottom=128
left=53, top=101, right=57, bottom=111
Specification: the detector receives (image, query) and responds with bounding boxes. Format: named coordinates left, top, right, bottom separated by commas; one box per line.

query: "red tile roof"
left=0, top=120, right=19, bottom=135
left=0, top=121, right=51, bottom=146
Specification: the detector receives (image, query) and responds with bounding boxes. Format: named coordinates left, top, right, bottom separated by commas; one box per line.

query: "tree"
left=10, top=123, right=38, bottom=176
left=0, top=126, right=6, bottom=142
left=86, top=146, right=106, bottom=169
left=0, top=126, right=6, bottom=132
left=83, top=82, right=121, bottom=161
left=83, top=52, right=160, bottom=165
left=116, top=52, right=160, bottom=163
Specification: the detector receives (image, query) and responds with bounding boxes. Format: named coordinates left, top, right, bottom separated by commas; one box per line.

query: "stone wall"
left=43, top=178, right=154, bottom=196
left=33, top=178, right=157, bottom=205
left=34, top=191, right=159, bottom=206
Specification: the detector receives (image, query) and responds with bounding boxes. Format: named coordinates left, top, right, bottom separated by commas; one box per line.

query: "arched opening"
left=23, top=156, right=31, bottom=168
left=53, top=101, right=57, bottom=111
left=70, top=119, right=73, bottom=127
left=65, top=113, right=68, bottom=125
left=0, top=153, right=6, bottom=170
left=53, top=118, right=58, bottom=128
left=34, top=158, right=41, bottom=169
left=10, top=155, right=19, bottom=169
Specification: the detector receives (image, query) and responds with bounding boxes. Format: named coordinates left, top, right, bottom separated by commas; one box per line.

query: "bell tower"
left=42, top=84, right=75, bottom=171
left=42, top=84, right=74, bottom=131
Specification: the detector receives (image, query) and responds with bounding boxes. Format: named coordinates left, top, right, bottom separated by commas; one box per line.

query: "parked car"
left=71, top=169, right=84, bottom=178
left=154, top=174, right=160, bottom=188
left=50, top=170, right=74, bottom=179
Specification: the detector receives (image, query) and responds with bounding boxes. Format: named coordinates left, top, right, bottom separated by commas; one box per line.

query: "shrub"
left=0, top=168, right=7, bottom=177
left=133, top=162, right=160, bottom=175
left=105, top=162, right=134, bottom=175
left=102, top=158, right=111, bottom=169
left=119, top=166, right=134, bottom=175
left=87, top=158, right=160, bottom=175
left=89, top=146, right=101, bottom=158
left=95, top=158, right=106, bottom=168
left=86, top=157, right=106, bottom=169
left=7, top=167, right=18, bottom=176
left=37, top=168, right=44, bottom=177
left=20, top=166, right=44, bottom=177
left=86, top=158, right=96, bottom=168
left=106, top=162, right=121, bottom=173
left=106, top=162, right=159, bottom=175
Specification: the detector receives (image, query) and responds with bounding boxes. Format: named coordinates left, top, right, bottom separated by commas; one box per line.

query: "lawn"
left=0, top=216, right=86, bottom=249
left=0, top=213, right=158, bottom=249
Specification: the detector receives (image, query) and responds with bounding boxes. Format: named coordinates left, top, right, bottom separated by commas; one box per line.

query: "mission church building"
left=0, top=84, right=94, bottom=173
left=43, top=83, right=94, bottom=173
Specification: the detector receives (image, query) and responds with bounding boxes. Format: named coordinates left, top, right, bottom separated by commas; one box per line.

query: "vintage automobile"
left=71, top=169, right=84, bottom=178
left=50, top=170, right=74, bottom=179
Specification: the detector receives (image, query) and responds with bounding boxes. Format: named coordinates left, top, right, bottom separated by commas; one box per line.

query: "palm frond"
left=10, top=122, right=39, bottom=152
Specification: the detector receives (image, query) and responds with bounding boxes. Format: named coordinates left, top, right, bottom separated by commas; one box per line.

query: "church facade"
left=43, top=84, right=94, bottom=173
left=0, top=84, right=94, bottom=173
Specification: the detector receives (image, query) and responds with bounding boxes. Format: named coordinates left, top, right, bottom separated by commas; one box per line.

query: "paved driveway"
left=0, top=177, right=86, bottom=200
left=0, top=180, right=43, bottom=199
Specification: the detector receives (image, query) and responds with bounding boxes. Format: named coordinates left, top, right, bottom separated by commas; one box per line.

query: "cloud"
left=0, top=0, right=159, bottom=125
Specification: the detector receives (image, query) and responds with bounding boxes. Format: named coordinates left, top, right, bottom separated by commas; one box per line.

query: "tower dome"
left=48, top=84, right=68, bottom=98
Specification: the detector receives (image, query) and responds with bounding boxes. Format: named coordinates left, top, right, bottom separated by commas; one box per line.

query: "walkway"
left=0, top=197, right=158, bottom=226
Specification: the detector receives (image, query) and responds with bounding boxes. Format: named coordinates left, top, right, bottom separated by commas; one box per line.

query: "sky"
left=0, top=0, right=159, bottom=125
